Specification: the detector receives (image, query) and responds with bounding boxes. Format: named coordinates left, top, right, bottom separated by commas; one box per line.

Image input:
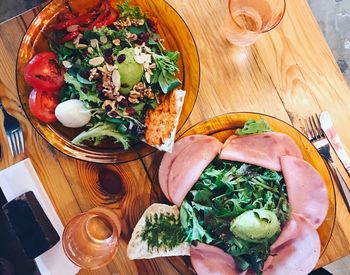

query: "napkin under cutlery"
left=0, top=159, right=79, bottom=275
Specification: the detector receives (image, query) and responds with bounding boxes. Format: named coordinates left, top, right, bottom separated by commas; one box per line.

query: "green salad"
left=179, top=120, right=290, bottom=274
left=140, top=119, right=290, bottom=274
left=46, top=0, right=181, bottom=148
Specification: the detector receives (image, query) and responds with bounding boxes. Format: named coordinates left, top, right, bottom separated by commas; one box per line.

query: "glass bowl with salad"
left=16, top=0, right=199, bottom=163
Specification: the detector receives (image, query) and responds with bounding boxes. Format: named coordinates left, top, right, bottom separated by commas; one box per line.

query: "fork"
left=305, top=114, right=350, bottom=212
left=0, top=99, right=25, bottom=157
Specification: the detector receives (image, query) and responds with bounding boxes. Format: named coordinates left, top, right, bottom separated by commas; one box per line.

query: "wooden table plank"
left=0, top=0, right=350, bottom=274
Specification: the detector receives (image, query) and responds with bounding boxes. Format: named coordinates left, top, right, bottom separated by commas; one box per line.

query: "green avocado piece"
left=230, top=209, right=280, bottom=243
left=117, top=48, right=144, bottom=95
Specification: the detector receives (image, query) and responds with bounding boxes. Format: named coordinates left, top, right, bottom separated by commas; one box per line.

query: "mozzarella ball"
left=55, top=99, right=91, bottom=128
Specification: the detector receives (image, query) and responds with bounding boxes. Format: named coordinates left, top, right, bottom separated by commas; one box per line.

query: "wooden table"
left=1, top=0, right=350, bottom=274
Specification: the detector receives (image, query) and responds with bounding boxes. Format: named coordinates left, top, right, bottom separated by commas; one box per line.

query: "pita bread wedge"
left=144, top=90, right=186, bottom=152
left=127, top=203, right=190, bottom=260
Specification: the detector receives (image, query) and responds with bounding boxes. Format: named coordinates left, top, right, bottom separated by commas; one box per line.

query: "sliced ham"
left=281, top=155, right=329, bottom=228
left=270, top=218, right=298, bottom=252
left=158, top=135, right=210, bottom=201
left=190, top=243, right=246, bottom=275
left=262, top=213, right=320, bottom=275
left=220, top=132, right=302, bottom=171
left=167, top=136, right=222, bottom=206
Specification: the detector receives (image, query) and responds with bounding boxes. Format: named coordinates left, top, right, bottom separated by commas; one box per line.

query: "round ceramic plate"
left=16, top=0, right=199, bottom=163
left=151, top=112, right=336, bottom=274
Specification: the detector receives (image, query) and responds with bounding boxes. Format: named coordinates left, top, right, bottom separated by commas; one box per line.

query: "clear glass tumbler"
left=62, top=207, right=121, bottom=270
left=224, top=0, right=286, bottom=47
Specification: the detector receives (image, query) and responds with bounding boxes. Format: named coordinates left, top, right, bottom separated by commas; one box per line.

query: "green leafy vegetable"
left=117, top=0, right=143, bottom=19
left=72, top=122, right=130, bottom=149
left=180, top=159, right=290, bottom=273
left=235, top=119, right=272, bottom=136
left=141, top=213, right=186, bottom=252
left=153, top=52, right=182, bottom=93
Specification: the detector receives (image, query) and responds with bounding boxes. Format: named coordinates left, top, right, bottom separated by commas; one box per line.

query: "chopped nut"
left=145, top=71, right=151, bottom=83
left=114, top=17, right=132, bottom=28
left=134, top=82, right=145, bottom=91
left=126, top=32, right=138, bottom=41
left=106, top=64, right=116, bottom=72
left=112, top=70, right=121, bottom=91
left=100, top=36, right=108, bottom=44
left=87, top=47, right=94, bottom=54
left=62, top=60, right=72, bottom=69
left=73, top=33, right=83, bottom=45
left=89, top=68, right=99, bottom=81
left=76, top=44, right=88, bottom=49
left=67, top=24, right=79, bottom=32
left=128, top=90, right=141, bottom=104
left=112, top=38, right=121, bottom=46
left=90, top=38, right=99, bottom=48
left=134, top=53, right=151, bottom=64
left=144, top=88, right=155, bottom=99
left=128, top=82, right=155, bottom=104
left=134, top=47, right=141, bottom=56
left=89, top=56, right=105, bottom=66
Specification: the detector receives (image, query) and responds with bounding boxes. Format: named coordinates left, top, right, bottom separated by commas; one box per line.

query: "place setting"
left=0, top=0, right=350, bottom=274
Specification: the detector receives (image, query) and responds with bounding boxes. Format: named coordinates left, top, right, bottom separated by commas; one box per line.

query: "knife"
left=320, top=111, right=350, bottom=177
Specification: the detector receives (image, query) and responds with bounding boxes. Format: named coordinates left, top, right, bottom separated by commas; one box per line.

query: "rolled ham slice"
left=159, top=135, right=210, bottom=201
left=220, top=132, right=302, bottom=171
left=281, top=155, right=329, bottom=228
left=270, top=218, right=298, bottom=252
left=262, top=213, right=320, bottom=275
left=167, top=136, right=222, bottom=206
left=190, top=243, right=246, bottom=275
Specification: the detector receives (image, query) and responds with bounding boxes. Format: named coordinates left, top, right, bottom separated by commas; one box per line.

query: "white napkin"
left=0, top=158, right=80, bottom=275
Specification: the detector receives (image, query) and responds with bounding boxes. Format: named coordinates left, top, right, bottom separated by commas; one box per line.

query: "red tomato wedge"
left=29, top=89, right=58, bottom=123
left=25, top=52, right=65, bottom=93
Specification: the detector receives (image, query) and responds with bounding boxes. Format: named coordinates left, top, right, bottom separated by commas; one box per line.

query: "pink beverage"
left=224, top=0, right=286, bottom=47
left=62, top=207, right=121, bottom=270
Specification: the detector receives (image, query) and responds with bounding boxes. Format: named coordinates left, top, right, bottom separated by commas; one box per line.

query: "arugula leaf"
left=72, top=122, right=130, bottom=149
left=158, top=72, right=182, bottom=94
left=117, top=0, right=143, bottom=19
left=235, top=119, right=272, bottom=136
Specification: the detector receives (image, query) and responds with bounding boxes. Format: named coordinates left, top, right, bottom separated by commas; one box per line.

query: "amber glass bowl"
left=151, top=113, right=335, bottom=274
left=16, top=0, right=199, bottom=163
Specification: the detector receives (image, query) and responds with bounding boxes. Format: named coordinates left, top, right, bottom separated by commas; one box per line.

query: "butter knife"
left=320, top=111, right=350, bottom=177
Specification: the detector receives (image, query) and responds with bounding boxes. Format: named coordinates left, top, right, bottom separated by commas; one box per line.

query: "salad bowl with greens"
left=16, top=0, right=199, bottom=163
left=127, top=114, right=335, bottom=275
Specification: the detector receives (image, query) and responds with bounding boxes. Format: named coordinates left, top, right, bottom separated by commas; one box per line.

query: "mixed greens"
left=180, top=159, right=290, bottom=274
left=48, top=0, right=181, bottom=149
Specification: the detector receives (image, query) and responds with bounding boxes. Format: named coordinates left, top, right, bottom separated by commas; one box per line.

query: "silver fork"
left=305, top=114, right=350, bottom=212
left=0, top=99, right=25, bottom=157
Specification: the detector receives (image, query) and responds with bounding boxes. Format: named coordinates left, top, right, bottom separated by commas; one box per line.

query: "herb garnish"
left=141, top=213, right=186, bottom=252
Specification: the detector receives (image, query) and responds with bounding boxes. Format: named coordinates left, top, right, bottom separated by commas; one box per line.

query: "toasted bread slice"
left=144, top=90, right=186, bottom=152
left=127, top=203, right=190, bottom=260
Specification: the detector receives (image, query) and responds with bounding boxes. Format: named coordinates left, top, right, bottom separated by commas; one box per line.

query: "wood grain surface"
left=0, top=0, right=350, bottom=274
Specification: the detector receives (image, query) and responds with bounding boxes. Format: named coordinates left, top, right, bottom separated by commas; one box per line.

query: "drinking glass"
left=62, top=207, right=121, bottom=270
left=224, top=0, right=286, bottom=47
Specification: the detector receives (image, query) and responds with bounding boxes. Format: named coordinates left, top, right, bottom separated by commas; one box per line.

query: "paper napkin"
left=0, top=158, right=80, bottom=275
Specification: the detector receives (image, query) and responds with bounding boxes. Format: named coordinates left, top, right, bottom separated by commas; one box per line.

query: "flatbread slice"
left=127, top=203, right=190, bottom=260
left=144, top=90, right=186, bottom=152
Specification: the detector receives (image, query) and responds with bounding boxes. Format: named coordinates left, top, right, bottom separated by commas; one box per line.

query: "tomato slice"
left=25, top=52, right=65, bottom=93
left=29, top=89, right=58, bottom=123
